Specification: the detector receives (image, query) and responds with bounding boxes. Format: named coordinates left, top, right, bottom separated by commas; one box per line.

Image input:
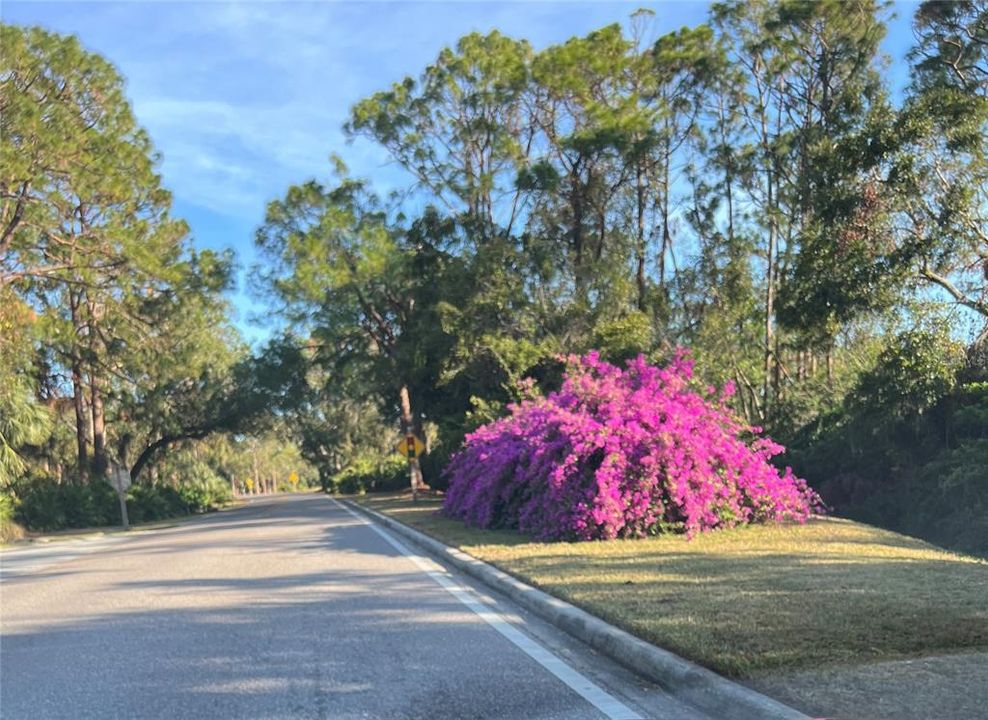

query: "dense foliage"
left=788, top=330, right=988, bottom=555
left=256, top=1, right=985, bottom=550
left=444, top=353, right=820, bottom=540
left=0, top=25, right=317, bottom=531
left=328, top=456, right=409, bottom=496
left=9, top=475, right=232, bottom=532
left=2, top=2, right=986, bottom=549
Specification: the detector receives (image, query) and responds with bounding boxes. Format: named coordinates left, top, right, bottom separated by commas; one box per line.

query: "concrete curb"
left=343, top=499, right=810, bottom=720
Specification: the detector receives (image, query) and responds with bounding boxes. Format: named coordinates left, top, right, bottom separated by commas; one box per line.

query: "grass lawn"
left=354, top=492, right=988, bottom=679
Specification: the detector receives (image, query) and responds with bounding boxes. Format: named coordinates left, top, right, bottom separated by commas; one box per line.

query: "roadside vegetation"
left=444, top=351, right=821, bottom=540
left=2, top=1, right=986, bottom=559
left=260, top=0, right=985, bottom=556
left=0, top=26, right=320, bottom=535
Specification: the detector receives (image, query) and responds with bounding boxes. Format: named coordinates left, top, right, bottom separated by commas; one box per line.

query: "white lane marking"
left=332, top=499, right=642, bottom=720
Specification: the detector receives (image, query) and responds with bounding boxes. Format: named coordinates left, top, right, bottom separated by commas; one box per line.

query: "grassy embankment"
left=354, top=493, right=988, bottom=679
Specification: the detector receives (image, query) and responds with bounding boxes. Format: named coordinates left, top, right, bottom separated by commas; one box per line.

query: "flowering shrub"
left=443, top=351, right=822, bottom=541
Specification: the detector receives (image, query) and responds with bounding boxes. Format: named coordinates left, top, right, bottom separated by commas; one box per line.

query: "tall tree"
left=900, top=0, right=987, bottom=337
left=256, top=167, right=444, bottom=490
left=708, top=0, right=889, bottom=416
left=1, top=24, right=241, bottom=482
left=347, top=32, right=533, bottom=238
left=2, top=25, right=188, bottom=477
left=771, top=0, right=987, bottom=344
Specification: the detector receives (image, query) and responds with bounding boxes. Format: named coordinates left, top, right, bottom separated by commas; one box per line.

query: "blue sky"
left=3, top=1, right=919, bottom=344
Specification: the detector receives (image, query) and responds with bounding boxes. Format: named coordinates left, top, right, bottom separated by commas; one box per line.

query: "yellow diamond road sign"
left=395, top=434, right=426, bottom=458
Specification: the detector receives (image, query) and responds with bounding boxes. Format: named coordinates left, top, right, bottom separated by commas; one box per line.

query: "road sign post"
left=110, top=465, right=131, bottom=530
left=394, top=434, right=426, bottom=502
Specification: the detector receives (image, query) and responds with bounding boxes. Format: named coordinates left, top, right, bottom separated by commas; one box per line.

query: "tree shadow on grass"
left=496, top=546, right=988, bottom=678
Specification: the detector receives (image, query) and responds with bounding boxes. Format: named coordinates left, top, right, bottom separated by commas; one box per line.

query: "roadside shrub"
left=443, top=351, right=821, bottom=541
left=178, top=476, right=233, bottom=513
left=419, top=443, right=452, bottom=492
left=12, top=476, right=119, bottom=531
left=330, top=455, right=408, bottom=495
left=9, top=465, right=234, bottom=531
left=126, top=477, right=232, bottom=523
left=126, top=483, right=188, bottom=523
left=152, top=455, right=233, bottom=513
left=1, top=491, right=16, bottom=525
left=786, top=332, right=987, bottom=556
left=0, top=492, right=25, bottom=542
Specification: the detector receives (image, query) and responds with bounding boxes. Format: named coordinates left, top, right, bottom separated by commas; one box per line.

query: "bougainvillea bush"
left=443, top=351, right=822, bottom=541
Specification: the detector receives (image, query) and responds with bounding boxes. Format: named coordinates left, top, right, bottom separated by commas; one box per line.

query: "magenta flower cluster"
left=443, top=351, right=822, bottom=541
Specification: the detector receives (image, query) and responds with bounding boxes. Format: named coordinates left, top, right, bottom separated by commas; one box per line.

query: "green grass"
left=355, top=493, right=988, bottom=678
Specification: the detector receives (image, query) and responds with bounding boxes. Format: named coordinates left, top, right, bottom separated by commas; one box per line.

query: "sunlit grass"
left=355, top=492, right=988, bottom=677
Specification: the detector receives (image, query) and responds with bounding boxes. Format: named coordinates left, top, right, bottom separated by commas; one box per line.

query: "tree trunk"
left=69, top=292, right=89, bottom=478
left=130, top=437, right=172, bottom=485
left=658, top=121, right=673, bottom=296
left=129, top=430, right=209, bottom=485
left=90, top=371, right=107, bottom=479
left=572, top=199, right=585, bottom=300
left=772, top=335, right=782, bottom=400
left=86, top=294, right=108, bottom=479
left=399, top=383, right=423, bottom=501
left=71, top=356, right=89, bottom=478
left=635, top=161, right=647, bottom=312
left=763, top=180, right=777, bottom=413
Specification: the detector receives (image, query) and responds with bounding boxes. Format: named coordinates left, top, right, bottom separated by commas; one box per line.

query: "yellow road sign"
left=395, top=434, right=426, bottom=459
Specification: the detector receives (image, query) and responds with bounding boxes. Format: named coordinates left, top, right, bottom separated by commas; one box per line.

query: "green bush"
left=791, top=334, right=988, bottom=557
left=178, top=476, right=233, bottom=513
left=126, top=483, right=188, bottom=524
left=418, top=444, right=451, bottom=491
left=592, top=311, right=654, bottom=364
left=0, top=492, right=25, bottom=542
left=276, top=477, right=316, bottom=492
left=846, top=329, right=965, bottom=421
left=1, top=492, right=16, bottom=525
left=12, top=476, right=119, bottom=531
left=154, top=455, right=233, bottom=513
left=329, top=455, right=408, bottom=495
left=10, top=457, right=236, bottom=531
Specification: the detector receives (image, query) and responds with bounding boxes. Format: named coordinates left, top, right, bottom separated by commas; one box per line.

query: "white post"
left=112, top=466, right=131, bottom=530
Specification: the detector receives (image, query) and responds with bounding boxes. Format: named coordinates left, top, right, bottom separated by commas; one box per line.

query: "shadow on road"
left=1, top=493, right=596, bottom=720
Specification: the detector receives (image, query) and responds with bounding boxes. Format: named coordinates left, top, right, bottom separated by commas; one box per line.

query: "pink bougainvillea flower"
left=443, top=351, right=823, bottom=541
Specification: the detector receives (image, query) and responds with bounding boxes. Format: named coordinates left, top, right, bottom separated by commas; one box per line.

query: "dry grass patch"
left=355, top=493, right=988, bottom=678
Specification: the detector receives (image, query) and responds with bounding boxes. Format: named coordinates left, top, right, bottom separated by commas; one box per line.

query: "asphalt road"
left=0, top=493, right=710, bottom=720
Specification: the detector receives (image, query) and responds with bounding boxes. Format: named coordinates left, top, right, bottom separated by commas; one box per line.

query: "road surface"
left=0, top=493, right=710, bottom=719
